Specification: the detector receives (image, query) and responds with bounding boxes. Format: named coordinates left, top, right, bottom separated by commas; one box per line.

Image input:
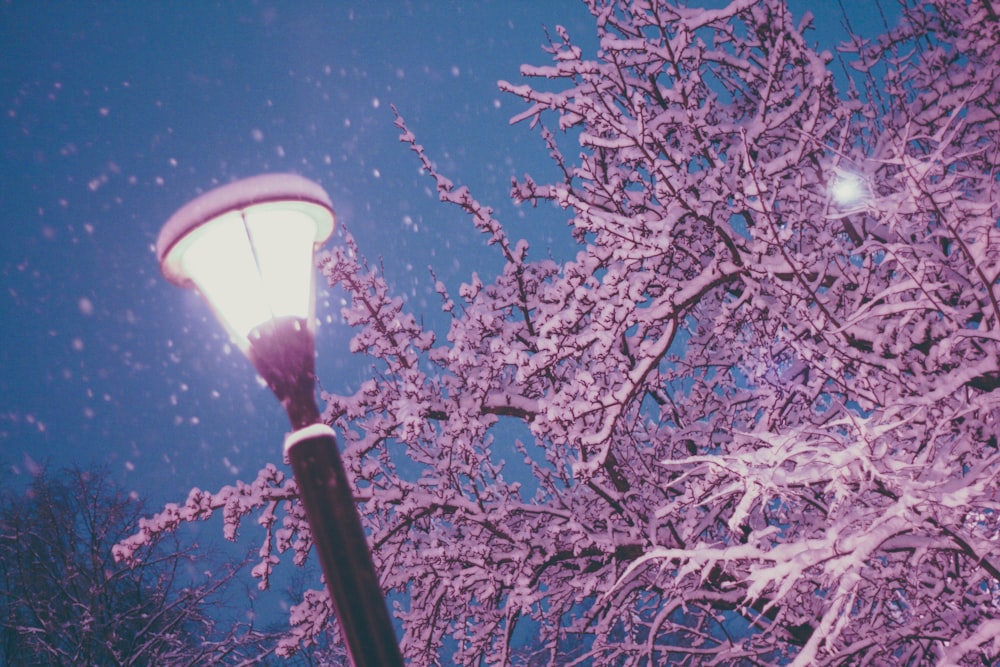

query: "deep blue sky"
left=1, top=1, right=893, bottom=507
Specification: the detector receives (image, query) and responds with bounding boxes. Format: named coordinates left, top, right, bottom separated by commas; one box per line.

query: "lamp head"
left=157, top=173, right=335, bottom=428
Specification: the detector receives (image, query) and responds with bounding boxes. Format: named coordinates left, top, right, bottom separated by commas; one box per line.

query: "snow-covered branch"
left=121, top=1, right=1000, bottom=663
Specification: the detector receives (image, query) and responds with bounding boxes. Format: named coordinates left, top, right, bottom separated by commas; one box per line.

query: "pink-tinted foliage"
left=119, top=1, right=1000, bottom=664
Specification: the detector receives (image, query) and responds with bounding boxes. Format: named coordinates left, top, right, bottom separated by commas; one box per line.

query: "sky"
left=0, top=0, right=895, bottom=512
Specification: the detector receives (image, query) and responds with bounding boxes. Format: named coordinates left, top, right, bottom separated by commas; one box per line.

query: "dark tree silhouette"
left=0, top=467, right=274, bottom=666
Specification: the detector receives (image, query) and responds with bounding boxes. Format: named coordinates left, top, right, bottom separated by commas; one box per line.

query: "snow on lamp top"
left=157, top=173, right=335, bottom=350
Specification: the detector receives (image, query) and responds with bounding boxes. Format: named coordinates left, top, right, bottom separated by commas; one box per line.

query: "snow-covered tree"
left=0, top=467, right=279, bottom=665
left=118, top=0, right=1000, bottom=664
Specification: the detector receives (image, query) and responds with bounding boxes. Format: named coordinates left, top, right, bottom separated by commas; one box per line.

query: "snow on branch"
left=123, top=1, right=1000, bottom=664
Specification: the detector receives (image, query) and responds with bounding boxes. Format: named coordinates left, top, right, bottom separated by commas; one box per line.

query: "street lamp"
left=157, top=173, right=403, bottom=666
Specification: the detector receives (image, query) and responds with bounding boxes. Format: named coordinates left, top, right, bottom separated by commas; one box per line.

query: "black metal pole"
left=285, top=425, right=404, bottom=667
left=248, top=317, right=404, bottom=666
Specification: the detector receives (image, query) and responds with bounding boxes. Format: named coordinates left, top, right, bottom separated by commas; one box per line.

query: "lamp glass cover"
left=169, top=202, right=324, bottom=349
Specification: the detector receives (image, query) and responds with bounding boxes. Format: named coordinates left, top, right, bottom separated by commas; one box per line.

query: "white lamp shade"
left=157, top=174, right=335, bottom=350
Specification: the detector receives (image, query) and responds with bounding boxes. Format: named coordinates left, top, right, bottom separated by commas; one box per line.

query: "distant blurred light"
left=830, top=170, right=867, bottom=208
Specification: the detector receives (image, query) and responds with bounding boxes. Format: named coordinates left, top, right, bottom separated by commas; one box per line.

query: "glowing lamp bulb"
left=156, top=174, right=335, bottom=351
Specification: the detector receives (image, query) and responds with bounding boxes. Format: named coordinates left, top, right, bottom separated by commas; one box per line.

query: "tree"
left=116, top=0, right=1000, bottom=664
left=0, top=467, right=276, bottom=666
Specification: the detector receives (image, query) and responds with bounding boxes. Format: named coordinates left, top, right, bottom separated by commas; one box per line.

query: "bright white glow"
left=166, top=202, right=326, bottom=348
left=831, top=172, right=866, bottom=207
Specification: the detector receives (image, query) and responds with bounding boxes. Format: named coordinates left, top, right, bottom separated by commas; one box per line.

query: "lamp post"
left=156, top=173, right=403, bottom=666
